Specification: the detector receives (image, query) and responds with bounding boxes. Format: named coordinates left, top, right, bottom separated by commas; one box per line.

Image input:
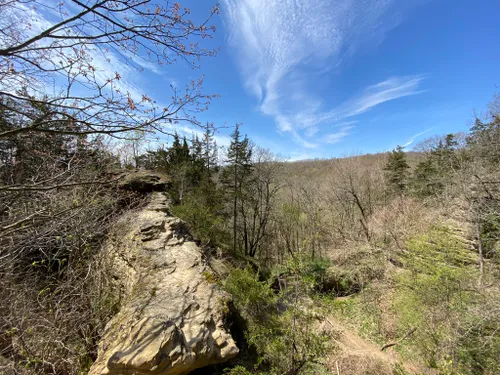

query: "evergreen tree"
left=0, top=96, right=95, bottom=185
left=142, top=147, right=169, bottom=171
left=384, top=145, right=410, bottom=194
left=433, top=134, right=459, bottom=171
left=190, top=134, right=203, bottom=162
left=466, top=116, right=500, bottom=268
left=468, top=116, right=500, bottom=164
left=144, top=131, right=221, bottom=206
left=188, top=134, right=205, bottom=187
left=410, top=134, right=460, bottom=197
left=169, top=132, right=181, bottom=164
left=162, top=130, right=226, bottom=247
left=162, top=133, right=192, bottom=203
left=181, top=136, right=190, bottom=161
left=410, top=158, right=443, bottom=197
left=201, top=123, right=218, bottom=175
left=222, top=124, right=253, bottom=254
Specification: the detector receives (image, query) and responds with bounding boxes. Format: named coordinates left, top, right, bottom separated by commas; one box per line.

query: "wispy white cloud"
left=286, top=152, right=322, bottom=162
left=324, top=126, right=355, bottom=144
left=328, top=75, right=427, bottom=121
left=305, top=127, right=319, bottom=137
left=401, top=128, right=432, bottom=148
left=270, top=75, right=425, bottom=148
left=222, top=0, right=426, bottom=149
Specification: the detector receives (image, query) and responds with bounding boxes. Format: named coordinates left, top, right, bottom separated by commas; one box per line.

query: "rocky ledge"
left=89, top=193, right=238, bottom=375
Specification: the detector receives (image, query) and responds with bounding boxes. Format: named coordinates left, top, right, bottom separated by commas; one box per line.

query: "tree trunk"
left=476, top=220, right=484, bottom=285
left=233, top=188, right=237, bottom=254
left=232, top=158, right=238, bottom=254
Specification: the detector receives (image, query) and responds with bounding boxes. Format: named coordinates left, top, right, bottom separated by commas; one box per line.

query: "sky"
left=18, top=0, right=500, bottom=160
left=202, top=0, right=500, bottom=159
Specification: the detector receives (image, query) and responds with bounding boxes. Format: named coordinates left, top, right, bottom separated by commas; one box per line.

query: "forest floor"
left=322, top=315, right=425, bottom=375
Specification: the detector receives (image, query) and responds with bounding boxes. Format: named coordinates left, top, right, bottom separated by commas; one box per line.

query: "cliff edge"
left=89, top=192, right=238, bottom=375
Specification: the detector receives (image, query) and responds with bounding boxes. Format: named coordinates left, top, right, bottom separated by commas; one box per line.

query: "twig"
left=380, top=327, right=417, bottom=351
left=325, top=318, right=335, bottom=328
left=0, top=210, right=44, bottom=231
left=0, top=176, right=123, bottom=192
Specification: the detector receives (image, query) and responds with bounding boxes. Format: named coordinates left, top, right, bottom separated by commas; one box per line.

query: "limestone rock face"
left=89, top=193, right=238, bottom=375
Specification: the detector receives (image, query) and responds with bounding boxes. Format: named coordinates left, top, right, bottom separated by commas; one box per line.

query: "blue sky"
left=201, top=0, right=500, bottom=159
left=26, top=0, right=500, bottom=160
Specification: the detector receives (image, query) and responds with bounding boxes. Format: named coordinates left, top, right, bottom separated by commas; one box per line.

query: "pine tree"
left=410, top=134, right=459, bottom=197
left=201, top=123, right=218, bottom=175
left=188, top=134, right=205, bottom=187
left=468, top=116, right=500, bottom=164
left=169, top=132, right=181, bottom=165
left=163, top=133, right=192, bottom=203
left=411, top=158, right=442, bottom=197
left=222, top=124, right=253, bottom=254
left=384, top=145, right=410, bottom=194
left=433, top=134, right=459, bottom=170
left=181, top=137, right=189, bottom=158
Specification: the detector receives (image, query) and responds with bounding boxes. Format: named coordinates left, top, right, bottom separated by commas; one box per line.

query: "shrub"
left=0, top=163, right=144, bottom=374
left=393, top=226, right=495, bottom=373
left=170, top=188, right=229, bottom=247
left=225, top=267, right=331, bottom=375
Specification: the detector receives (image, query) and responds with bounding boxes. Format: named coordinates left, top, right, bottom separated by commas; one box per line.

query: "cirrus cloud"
left=222, top=0, right=427, bottom=149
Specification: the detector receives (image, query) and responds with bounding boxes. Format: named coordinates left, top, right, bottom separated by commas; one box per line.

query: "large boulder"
left=89, top=193, right=238, bottom=375
left=117, top=171, right=170, bottom=193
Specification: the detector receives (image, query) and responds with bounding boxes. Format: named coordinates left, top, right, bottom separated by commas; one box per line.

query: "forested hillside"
left=0, top=1, right=499, bottom=375
left=132, top=97, right=500, bottom=375
left=2, top=92, right=500, bottom=374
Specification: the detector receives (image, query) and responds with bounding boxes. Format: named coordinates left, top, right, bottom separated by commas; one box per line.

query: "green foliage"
left=392, top=362, right=411, bottom=375
left=225, top=365, right=256, bottom=375
left=302, top=257, right=331, bottom=290
left=144, top=130, right=219, bottom=205
left=480, top=213, right=500, bottom=260
left=202, top=270, right=219, bottom=284
left=225, top=267, right=331, bottom=375
left=170, top=185, right=229, bottom=247
left=225, top=267, right=277, bottom=321
left=410, top=157, right=444, bottom=197
left=384, top=145, right=410, bottom=194
left=456, top=312, right=500, bottom=375
left=403, top=226, right=476, bottom=273
left=146, top=129, right=230, bottom=248
left=221, top=124, right=254, bottom=255
left=410, top=134, right=460, bottom=197
left=392, top=226, right=500, bottom=373
left=307, top=263, right=362, bottom=297
left=468, top=116, right=500, bottom=165
left=322, top=284, right=388, bottom=345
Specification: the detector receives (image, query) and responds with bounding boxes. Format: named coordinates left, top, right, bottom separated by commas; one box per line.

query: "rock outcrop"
left=89, top=193, right=238, bottom=375
left=117, top=171, right=170, bottom=192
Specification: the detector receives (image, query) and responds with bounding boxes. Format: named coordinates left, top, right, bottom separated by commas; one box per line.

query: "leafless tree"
left=327, top=155, right=385, bottom=243
left=0, top=2, right=219, bottom=372
left=239, top=147, right=283, bottom=258
left=0, top=0, right=219, bottom=142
